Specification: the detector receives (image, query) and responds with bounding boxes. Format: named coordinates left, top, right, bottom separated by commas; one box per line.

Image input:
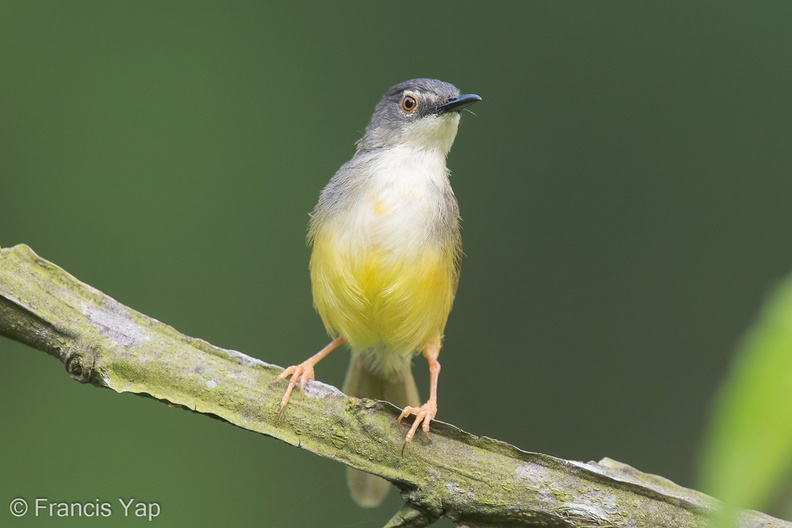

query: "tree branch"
left=0, top=243, right=786, bottom=528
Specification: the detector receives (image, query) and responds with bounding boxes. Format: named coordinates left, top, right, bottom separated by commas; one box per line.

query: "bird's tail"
left=342, top=351, right=420, bottom=507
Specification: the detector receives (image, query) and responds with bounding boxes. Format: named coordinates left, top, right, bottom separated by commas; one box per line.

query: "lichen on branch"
left=0, top=244, right=786, bottom=528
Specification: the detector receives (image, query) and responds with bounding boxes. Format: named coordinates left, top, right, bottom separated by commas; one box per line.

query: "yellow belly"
left=310, top=230, right=458, bottom=377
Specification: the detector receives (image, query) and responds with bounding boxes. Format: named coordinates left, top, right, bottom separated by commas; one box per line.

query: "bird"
left=272, top=78, right=481, bottom=507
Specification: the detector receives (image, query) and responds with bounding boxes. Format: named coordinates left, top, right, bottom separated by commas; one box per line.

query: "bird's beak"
left=436, top=93, right=482, bottom=114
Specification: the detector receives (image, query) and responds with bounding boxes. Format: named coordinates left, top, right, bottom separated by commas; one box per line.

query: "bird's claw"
left=397, top=400, right=437, bottom=454
left=271, top=362, right=316, bottom=422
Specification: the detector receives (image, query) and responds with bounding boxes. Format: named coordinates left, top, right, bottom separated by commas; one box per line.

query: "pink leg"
left=397, top=337, right=441, bottom=451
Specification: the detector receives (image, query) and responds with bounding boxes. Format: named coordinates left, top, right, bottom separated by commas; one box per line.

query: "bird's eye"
left=401, top=94, right=417, bottom=112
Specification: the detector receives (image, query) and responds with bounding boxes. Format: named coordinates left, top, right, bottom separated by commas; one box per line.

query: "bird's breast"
left=345, top=146, right=457, bottom=253
left=309, top=146, right=461, bottom=364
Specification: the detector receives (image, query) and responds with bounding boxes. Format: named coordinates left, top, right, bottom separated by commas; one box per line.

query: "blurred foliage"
left=698, top=274, right=792, bottom=526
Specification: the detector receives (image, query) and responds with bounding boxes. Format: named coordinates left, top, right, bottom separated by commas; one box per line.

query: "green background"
left=2, top=2, right=791, bottom=526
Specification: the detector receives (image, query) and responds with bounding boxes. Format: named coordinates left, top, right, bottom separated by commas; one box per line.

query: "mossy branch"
left=0, top=243, right=786, bottom=528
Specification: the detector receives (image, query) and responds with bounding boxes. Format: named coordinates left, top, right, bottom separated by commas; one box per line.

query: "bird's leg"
left=271, top=336, right=345, bottom=422
left=398, top=337, right=441, bottom=452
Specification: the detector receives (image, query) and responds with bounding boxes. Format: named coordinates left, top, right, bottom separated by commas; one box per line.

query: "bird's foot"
left=397, top=399, right=437, bottom=454
left=271, top=362, right=316, bottom=422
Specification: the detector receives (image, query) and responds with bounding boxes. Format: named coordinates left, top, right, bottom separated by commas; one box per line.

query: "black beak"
left=436, top=93, right=482, bottom=114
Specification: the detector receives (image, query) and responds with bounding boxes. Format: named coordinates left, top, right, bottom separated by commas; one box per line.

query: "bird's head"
left=357, top=78, right=481, bottom=155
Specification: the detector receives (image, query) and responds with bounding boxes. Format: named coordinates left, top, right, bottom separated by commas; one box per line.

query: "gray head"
left=356, top=78, right=481, bottom=155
